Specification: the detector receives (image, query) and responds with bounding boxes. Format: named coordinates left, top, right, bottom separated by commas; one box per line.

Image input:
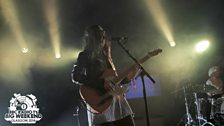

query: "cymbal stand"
left=194, top=93, right=214, bottom=126
left=210, top=98, right=215, bottom=120
left=183, top=87, right=193, bottom=126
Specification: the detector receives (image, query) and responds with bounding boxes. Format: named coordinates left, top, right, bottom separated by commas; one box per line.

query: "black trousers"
left=95, top=115, right=135, bottom=126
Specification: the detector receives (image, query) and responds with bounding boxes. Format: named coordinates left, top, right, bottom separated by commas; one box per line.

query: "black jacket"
left=71, top=50, right=111, bottom=93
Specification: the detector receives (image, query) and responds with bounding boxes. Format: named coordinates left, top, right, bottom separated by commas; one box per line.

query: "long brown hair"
left=83, top=25, right=111, bottom=59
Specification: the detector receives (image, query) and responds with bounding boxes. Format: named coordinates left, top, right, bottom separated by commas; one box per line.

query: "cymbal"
left=169, top=84, right=207, bottom=94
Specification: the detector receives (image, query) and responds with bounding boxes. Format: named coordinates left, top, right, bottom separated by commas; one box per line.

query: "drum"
left=214, top=97, right=224, bottom=114
left=194, top=92, right=211, bottom=120
left=198, top=98, right=211, bottom=119
left=211, top=97, right=224, bottom=124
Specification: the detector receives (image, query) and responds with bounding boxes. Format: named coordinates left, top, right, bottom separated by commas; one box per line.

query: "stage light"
left=55, top=53, right=61, bottom=59
left=170, top=41, right=176, bottom=47
left=21, top=48, right=29, bottom=53
left=195, top=40, right=209, bottom=53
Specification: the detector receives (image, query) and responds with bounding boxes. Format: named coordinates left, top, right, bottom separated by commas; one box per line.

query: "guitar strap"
left=104, top=48, right=118, bottom=77
left=107, top=57, right=118, bottom=76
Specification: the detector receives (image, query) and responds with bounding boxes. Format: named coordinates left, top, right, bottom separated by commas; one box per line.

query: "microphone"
left=111, top=36, right=128, bottom=41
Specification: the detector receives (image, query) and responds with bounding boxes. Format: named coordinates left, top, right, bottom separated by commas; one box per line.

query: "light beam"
left=43, top=0, right=61, bottom=58
left=145, top=0, right=175, bottom=47
left=0, top=0, right=28, bottom=53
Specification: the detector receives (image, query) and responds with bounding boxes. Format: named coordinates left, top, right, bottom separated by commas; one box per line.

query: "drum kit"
left=181, top=85, right=224, bottom=126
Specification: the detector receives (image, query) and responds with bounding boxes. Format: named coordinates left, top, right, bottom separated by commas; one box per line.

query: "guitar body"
left=80, top=68, right=116, bottom=113
left=80, top=85, right=112, bottom=113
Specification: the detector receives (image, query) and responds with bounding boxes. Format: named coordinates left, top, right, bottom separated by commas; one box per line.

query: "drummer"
left=206, top=66, right=224, bottom=97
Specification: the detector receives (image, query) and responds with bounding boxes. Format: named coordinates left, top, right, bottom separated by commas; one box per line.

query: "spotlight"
left=22, top=48, right=29, bottom=53
left=195, top=40, right=210, bottom=53
left=170, top=41, right=176, bottom=47
left=55, top=54, right=61, bottom=59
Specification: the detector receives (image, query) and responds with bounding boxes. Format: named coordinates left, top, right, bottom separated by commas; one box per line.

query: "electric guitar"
left=79, top=48, right=162, bottom=113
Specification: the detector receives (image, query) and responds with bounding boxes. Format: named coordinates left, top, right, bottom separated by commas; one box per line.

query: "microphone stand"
left=73, top=106, right=80, bottom=126
left=116, top=39, right=155, bottom=126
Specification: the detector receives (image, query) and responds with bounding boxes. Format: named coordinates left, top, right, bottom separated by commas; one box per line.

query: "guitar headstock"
left=147, top=48, right=162, bottom=57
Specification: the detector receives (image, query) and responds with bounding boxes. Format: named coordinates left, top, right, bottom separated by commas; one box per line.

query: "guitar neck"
left=112, top=52, right=155, bottom=85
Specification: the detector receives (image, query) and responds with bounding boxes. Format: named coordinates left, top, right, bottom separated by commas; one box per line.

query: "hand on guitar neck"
left=125, top=65, right=141, bottom=81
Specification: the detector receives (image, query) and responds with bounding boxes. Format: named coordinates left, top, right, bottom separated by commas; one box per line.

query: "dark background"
left=0, top=0, right=224, bottom=126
